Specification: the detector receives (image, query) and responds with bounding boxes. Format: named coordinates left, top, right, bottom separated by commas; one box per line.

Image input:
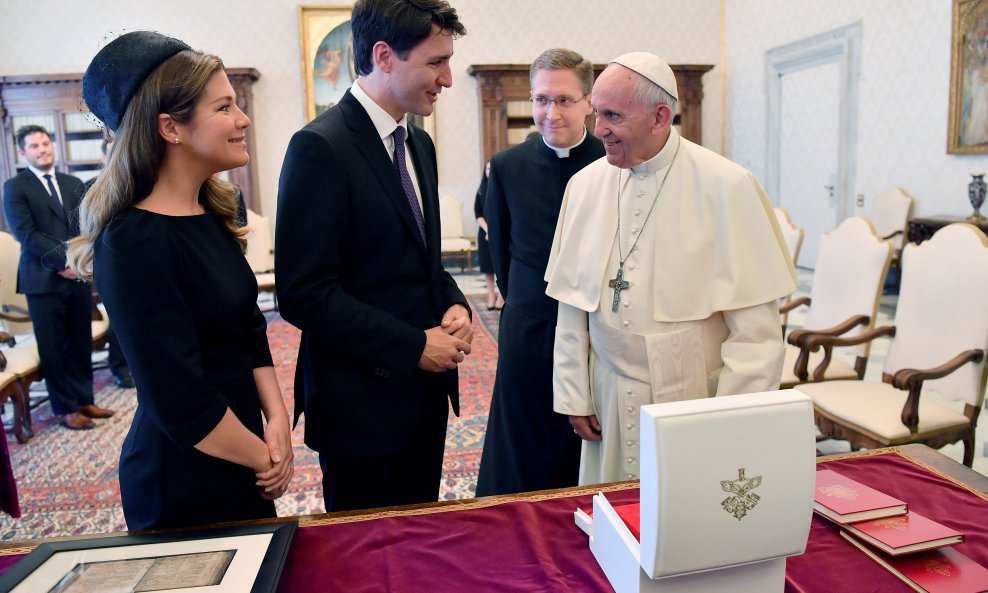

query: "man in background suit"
left=2, top=125, right=114, bottom=429
left=276, top=0, right=471, bottom=511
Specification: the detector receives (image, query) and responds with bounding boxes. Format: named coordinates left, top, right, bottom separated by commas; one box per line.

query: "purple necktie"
left=391, top=126, right=426, bottom=243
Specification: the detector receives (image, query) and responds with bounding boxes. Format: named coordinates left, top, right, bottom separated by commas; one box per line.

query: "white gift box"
left=589, top=389, right=816, bottom=593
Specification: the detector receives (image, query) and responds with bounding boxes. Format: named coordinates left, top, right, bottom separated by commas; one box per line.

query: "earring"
left=174, top=138, right=180, bottom=144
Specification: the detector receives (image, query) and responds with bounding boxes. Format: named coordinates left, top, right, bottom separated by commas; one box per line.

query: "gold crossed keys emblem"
left=720, top=468, right=762, bottom=521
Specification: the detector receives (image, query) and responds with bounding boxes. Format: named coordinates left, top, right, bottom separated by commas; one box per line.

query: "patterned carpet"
left=0, top=295, right=499, bottom=541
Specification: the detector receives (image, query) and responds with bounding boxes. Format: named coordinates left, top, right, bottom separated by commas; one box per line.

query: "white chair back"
left=0, top=232, right=32, bottom=335
left=774, top=207, right=804, bottom=268
left=804, top=217, right=892, bottom=358
left=244, top=209, right=275, bottom=274
left=886, top=223, right=988, bottom=407
left=439, top=195, right=465, bottom=239
left=870, top=187, right=913, bottom=250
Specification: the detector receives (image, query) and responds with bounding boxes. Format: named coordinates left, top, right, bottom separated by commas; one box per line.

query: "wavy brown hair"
left=68, top=49, right=247, bottom=280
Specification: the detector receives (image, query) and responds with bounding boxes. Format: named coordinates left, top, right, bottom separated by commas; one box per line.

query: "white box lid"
left=638, top=389, right=816, bottom=578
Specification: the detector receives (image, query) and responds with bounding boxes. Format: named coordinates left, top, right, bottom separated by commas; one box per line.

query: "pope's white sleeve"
left=553, top=301, right=595, bottom=416
left=715, top=301, right=785, bottom=396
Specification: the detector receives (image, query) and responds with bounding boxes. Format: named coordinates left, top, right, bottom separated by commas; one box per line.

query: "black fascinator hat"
left=82, top=31, right=191, bottom=132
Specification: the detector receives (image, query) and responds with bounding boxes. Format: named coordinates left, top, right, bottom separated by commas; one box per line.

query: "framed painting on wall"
left=949, top=0, right=988, bottom=153
left=297, top=5, right=436, bottom=140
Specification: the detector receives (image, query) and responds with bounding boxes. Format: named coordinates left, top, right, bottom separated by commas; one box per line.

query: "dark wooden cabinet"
left=908, top=215, right=988, bottom=244
left=467, top=63, right=713, bottom=166
left=0, top=67, right=262, bottom=228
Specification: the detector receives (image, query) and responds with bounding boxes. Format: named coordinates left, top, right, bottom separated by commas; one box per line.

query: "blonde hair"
left=68, top=49, right=247, bottom=280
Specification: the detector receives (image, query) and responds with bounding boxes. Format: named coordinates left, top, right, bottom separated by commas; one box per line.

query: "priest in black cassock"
left=476, top=48, right=605, bottom=496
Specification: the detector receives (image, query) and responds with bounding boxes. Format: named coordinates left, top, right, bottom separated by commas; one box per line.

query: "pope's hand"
left=569, top=415, right=602, bottom=441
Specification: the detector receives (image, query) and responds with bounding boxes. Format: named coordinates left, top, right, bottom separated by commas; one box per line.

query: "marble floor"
left=449, top=268, right=988, bottom=477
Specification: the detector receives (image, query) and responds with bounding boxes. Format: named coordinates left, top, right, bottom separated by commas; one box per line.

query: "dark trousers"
left=25, top=284, right=93, bottom=416
left=106, top=326, right=128, bottom=375
left=318, top=394, right=448, bottom=512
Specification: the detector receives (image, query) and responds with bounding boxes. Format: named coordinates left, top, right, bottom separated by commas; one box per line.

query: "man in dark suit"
left=276, top=0, right=471, bottom=512
left=2, top=125, right=114, bottom=430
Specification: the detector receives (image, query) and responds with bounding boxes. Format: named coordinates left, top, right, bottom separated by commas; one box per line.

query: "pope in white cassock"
left=545, top=52, right=797, bottom=485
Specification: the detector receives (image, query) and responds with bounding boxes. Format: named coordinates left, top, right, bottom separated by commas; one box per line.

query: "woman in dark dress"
left=474, top=162, right=503, bottom=310
left=67, top=32, right=293, bottom=530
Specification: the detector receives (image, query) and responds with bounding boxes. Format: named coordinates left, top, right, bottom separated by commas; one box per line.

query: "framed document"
left=0, top=522, right=296, bottom=593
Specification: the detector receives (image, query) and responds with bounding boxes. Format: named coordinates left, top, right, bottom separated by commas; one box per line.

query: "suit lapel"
left=340, top=91, right=427, bottom=255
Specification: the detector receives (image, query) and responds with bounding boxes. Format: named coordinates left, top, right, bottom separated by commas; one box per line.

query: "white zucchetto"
left=610, top=52, right=679, bottom=101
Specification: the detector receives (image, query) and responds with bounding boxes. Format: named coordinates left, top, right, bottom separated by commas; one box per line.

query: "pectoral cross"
left=608, top=266, right=629, bottom=313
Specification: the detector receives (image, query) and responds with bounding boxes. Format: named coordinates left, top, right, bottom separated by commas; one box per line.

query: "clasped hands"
left=418, top=304, right=474, bottom=372
left=255, top=414, right=294, bottom=500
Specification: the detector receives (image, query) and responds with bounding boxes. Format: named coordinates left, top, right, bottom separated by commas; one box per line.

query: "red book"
left=814, top=469, right=907, bottom=524
left=574, top=503, right=641, bottom=540
left=844, top=511, right=964, bottom=555
left=841, top=531, right=988, bottom=592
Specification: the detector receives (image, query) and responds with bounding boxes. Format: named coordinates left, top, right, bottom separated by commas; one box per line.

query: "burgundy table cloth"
left=1, top=448, right=986, bottom=592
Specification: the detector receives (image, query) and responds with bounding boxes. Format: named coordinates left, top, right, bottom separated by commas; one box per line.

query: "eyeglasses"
left=530, top=94, right=588, bottom=109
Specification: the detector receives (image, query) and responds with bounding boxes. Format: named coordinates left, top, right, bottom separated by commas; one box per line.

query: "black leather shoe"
left=113, top=368, right=135, bottom=389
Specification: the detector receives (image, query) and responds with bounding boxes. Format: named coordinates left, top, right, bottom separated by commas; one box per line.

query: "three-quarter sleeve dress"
left=94, top=207, right=277, bottom=530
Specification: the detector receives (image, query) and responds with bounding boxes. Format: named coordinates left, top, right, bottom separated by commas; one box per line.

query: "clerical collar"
left=350, top=79, right=409, bottom=142
left=628, top=127, right=680, bottom=179
left=543, top=128, right=587, bottom=158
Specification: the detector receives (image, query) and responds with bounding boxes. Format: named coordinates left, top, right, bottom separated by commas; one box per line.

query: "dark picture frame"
left=0, top=521, right=296, bottom=593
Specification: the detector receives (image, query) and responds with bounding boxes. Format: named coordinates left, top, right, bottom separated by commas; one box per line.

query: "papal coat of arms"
left=817, top=484, right=858, bottom=500
left=720, top=468, right=762, bottom=521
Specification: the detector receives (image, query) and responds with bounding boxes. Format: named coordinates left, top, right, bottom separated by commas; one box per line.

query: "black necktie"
left=391, top=126, right=426, bottom=243
left=43, top=174, right=62, bottom=208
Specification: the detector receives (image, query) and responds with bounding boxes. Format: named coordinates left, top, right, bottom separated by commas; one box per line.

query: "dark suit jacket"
left=2, top=169, right=84, bottom=295
left=276, top=90, right=467, bottom=458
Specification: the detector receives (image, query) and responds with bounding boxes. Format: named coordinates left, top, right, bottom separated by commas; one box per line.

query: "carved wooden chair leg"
left=6, top=385, right=27, bottom=444
left=963, top=433, right=975, bottom=467
left=16, top=380, right=33, bottom=440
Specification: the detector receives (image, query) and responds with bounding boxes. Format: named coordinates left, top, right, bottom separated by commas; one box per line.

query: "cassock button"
left=626, top=406, right=634, bottom=413
left=636, top=192, right=645, bottom=198
left=626, top=424, right=635, bottom=430
left=622, top=320, right=631, bottom=328
left=634, top=209, right=642, bottom=217
left=627, top=474, right=636, bottom=479
left=623, top=301, right=630, bottom=308
left=626, top=388, right=633, bottom=395
left=626, top=440, right=634, bottom=447
left=628, top=262, right=636, bottom=270
left=627, top=458, right=635, bottom=464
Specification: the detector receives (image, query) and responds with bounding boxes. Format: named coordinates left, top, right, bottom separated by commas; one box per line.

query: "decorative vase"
left=969, top=173, right=986, bottom=222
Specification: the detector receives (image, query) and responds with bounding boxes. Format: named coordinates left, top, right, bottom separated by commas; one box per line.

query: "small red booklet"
left=844, top=511, right=964, bottom=556
left=814, top=469, right=907, bottom=524
left=841, top=531, right=988, bottom=592
left=574, top=502, right=641, bottom=540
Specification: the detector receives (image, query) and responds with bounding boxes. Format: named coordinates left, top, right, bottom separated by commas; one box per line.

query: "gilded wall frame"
left=948, top=0, right=988, bottom=153
left=297, top=5, right=436, bottom=140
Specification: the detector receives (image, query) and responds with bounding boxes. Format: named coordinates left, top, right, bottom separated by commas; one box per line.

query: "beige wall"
left=0, top=0, right=723, bottom=232
left=724, top=0, right=988, bottom=219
